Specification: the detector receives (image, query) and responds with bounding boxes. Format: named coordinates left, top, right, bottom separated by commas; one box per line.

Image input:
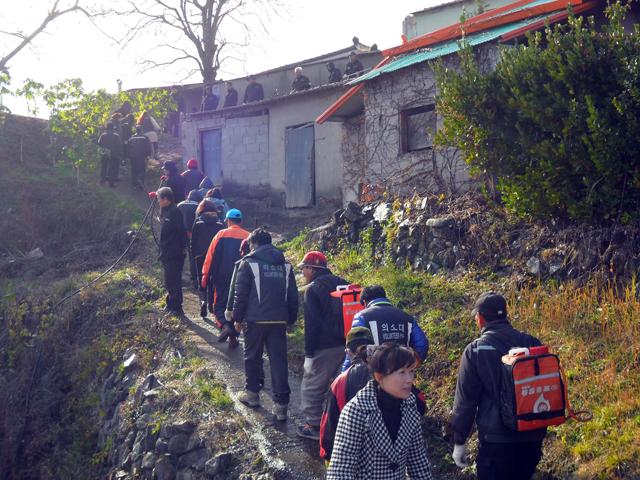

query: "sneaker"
left=200, top=302, right=207, bottom=318
left=237, top=390, right=260, bottom=407
left=297, top=424, right=320, bottom=440
left=272, top=403, right=287, bottom=421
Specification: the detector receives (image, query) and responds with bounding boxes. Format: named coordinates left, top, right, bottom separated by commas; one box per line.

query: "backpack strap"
left=480, top=329, right=518, bottom=355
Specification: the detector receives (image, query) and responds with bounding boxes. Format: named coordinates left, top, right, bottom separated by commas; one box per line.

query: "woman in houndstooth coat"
left=326, top=343, right=433, bottom=480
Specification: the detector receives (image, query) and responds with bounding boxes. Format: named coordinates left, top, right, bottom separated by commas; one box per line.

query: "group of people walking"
left=151, top=163, right=549, bottom=479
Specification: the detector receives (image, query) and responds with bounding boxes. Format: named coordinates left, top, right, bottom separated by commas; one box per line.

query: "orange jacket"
left=202, top=224, right=250, bottom=281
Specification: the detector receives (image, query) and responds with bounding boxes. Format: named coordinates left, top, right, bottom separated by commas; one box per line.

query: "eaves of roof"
left=409, top=0, right=470, bottom=15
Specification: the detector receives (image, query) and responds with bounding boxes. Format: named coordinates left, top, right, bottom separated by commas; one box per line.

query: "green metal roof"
left=349, top=13, right=558, bottom=85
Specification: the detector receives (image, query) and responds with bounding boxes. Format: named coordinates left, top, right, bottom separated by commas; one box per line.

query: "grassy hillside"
left=284, top=228, right=640, bottom=479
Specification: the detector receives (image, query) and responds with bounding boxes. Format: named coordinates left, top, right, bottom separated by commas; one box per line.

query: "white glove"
left=452, top=444, right=469, bottom=468
left=224, top=310, right=233, bottom=322
left=304, top=356, right=313, bottom=374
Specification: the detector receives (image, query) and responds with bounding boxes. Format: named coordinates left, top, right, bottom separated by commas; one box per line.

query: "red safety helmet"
left=297, top=251, right=327, bottom=269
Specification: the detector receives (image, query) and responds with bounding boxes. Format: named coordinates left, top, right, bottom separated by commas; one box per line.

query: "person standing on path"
left=137, top=111, right=161, bottom=160
left=178, top=190, right=203, bottom=288
left=326, top=343, right=433, bottom=480
left=342, top=285, right=429, bottom=372
left=297, top=251, right=350, bottom=440
left=154, top=187, right=188, bottom=317
left=182, top=158, right=205, bottom=199
left=97, top=122, right=123, bottom=188
left=190, top=200, right=224, bottom=318
left=201, top=208, right=249, bottom=348
left=127, top=125, right=152, bottom=189
left=451, top=291, right=546, bottom=479
left=232, top=229, right=298, bottom=420
left=162, top=160, right=186, bottom=204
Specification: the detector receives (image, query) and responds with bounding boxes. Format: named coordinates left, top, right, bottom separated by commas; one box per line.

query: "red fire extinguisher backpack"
left=329, top=284, right=364, bottom=338
left=482, top=331, right=592, bottom=432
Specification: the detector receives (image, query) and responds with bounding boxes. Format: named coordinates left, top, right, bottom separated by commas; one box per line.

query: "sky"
left=1, top=0, right=443, bottom=116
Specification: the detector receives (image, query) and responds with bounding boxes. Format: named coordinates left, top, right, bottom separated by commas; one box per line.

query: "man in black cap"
left=201, top=85, right=219, bottom=112
left=97, top=122, right=123, bottom=188
left=243, top=75, right=264, bottom=104
left=451, top=292, right=546, bottom=479
left=344, top=51, right=364, bottom=78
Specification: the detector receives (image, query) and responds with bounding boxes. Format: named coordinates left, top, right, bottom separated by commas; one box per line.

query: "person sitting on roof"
left=292, top=67, right=312, bottom=92
left=344, top=51, right=364, bottom=78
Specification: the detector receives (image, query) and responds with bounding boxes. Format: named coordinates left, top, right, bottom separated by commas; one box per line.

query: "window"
left=402, top=105, right=436, bottom=152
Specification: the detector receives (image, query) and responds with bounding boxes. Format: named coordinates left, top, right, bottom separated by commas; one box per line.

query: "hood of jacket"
left=198, top=211, right=221, bottom=225
left=246, top=244, right=285, bottom=265
left=199, top=177, right=214, bottom=191
left=187, top=190, right=203, bottom=202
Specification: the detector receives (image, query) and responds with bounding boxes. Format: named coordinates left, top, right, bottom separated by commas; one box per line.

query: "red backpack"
left=482, top=332, right=592, bottom=431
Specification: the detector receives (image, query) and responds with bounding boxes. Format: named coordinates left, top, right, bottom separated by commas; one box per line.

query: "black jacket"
left=201, top=93, right=219, bottom=112
left=451, top=319, right=546, bottom=444
left=345, top=59, right=364, bottom=77
left=127, top=133, right=152, bottom=160
left=177, top=191, right=201, bottom=235
left=164, top=171, right=186, bottom=204
left=97, top=131, right=123, bottom=157
left=243, top=82, right=264, bottom=103
left=328, top=68, right=342, bottom=83
left=292, top=75, right=311, bottom=92
left=190, top=212, right=223, bottom=258
left=181, top=168, right=205, bottom=197
left=233, top=244, right=298, bottom=325
left=303, top=269, right=349, bottom=356
left=171, top=92, right=185, bottom=114
left=158, top=203, right=187, bottom=261
left=224, top=88, right=238, bottom=108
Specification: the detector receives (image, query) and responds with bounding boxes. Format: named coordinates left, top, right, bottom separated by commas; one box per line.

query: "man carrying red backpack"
left=451, top=292, right=546, bottom=480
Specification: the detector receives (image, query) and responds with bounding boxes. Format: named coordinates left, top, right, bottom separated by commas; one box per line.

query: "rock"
left=123, top=355, right=139, bottom=375
left=332, top=208, right=345, bottom=224
left=156, top=438, right=169, bottom=455
left=134, top=374, right=160, bottom=404
left=205, top=452, right=234, bottom=476
left=174, top=420, right=196, bottom=434
left=179, top=448, right=209, bottom=471
left=145, top=424, right=159, bottom=452
left=186, top=433, right=203, bottom=452
left=526, top=257, right=543, bottom=276
left=160, top=423, right=178, bottom=439
left=302, top=224, right=332, bottom=250
left=168, top=434, right=190, bottom=455
left=119, top=450, right=132, bottom=470
left=373, top=203, right=392, bottom=222
left=394, top=256, right=406, bottom=267
left=132, top=432, right=144, bottom=459
left=153, top=455, right=176, bottom=480
left=141, top=452, right=157, bottom=471
left=24, top=248, right=44, bottom=260
left=125, top=430, right=136, bottom=449
left=135, top=413, right=152, bottom=431
left=141, top=403, right=158, bottom=414
left=341, top=202, right=361, bottom=222
left=426, top=217, right=455, bottom=228
left=121, top=372, right=137, bottom=392
left=411, top=256, right=423, bottom=271
left=426, top=261, right=441, bottom=275
left=398, top=218, right=412, bottom=228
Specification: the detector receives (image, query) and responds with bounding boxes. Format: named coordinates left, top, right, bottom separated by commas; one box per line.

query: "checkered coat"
left=326, top=380, right=433, bottom=480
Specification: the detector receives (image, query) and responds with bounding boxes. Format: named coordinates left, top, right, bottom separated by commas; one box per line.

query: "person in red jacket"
left=201, top=208, right=249, bottom=348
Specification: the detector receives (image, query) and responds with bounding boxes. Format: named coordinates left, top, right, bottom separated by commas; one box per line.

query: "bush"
left=434, top=2, right=640, bottom=223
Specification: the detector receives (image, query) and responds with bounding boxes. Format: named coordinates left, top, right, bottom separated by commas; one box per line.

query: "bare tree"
left=0, top=1, right=96, bottom=75
left=113, top=0, right=286, bottom=83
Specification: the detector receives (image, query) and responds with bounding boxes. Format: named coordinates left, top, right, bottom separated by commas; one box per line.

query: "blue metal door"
left=201, top=129, right=222, bottom=186
left=285, top=124, right=315, bottom=207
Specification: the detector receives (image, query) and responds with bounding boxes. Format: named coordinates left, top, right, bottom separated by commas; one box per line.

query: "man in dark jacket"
left=232, top=229, right=298, bottom=419
left=155, top=187, right=188, bottom=317
left=451, top=292, right=546, bottom=479
left=162, top=160, right=186, bottom=203
left=223, top=82, right=238, bottom=108
left=201, top=85, right=219, bottom=112
left=202, top=209, right=250, bottom=348
left=291, top=67, right=312, bottom=92
left=342, top=284, right=429, bottom=371
left=169, top=85, right=185, bottom=137
left=178, top=190, right=203, bottom=288
left=181, top=158, right=205, bottom=198
left=297, top=251, right=349, bottom=440
left=97, top=122, right=123, bottom=188
left=326, top=61, right=342, bottom=84
left=127, top=125, right=152, bottom=189
left=243, top=75, right=264, bottom=104
left=344, top=51, right=364, bottom=78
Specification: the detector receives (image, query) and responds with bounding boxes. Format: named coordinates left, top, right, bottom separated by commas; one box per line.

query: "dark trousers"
left=108, top=155, right=121, bottom=184
left=130, top=156, right=146, bottom=187
left=100, top=154, right=110, bottom=183
left=188, top=252, right=197, bottom=283
left=477, top=440, right=543, bottom=480
left=196, top=256, right=213, bottom=312
left=162, top=256, right=185, bottom=312
left=243, top=323, right=290, bottom=404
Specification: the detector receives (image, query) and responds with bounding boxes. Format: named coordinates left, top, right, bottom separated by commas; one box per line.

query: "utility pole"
left=117, top=79, right=122, bottom=93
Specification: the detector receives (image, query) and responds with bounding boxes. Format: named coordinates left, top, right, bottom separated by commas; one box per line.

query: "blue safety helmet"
left=225, top=208, right=242, bottom=220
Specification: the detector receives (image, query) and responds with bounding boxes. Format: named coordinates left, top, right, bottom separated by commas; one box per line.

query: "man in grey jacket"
left=451, top=292, right=546, bottom=479
left=232, top=229, right=298, bottom=420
